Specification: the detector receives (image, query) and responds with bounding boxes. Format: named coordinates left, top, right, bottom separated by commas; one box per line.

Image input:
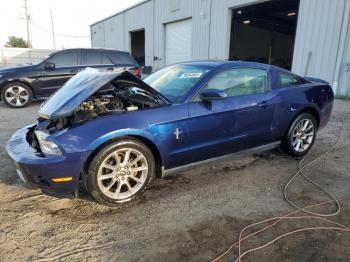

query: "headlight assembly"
left=35, top=130, right=62, bottom=155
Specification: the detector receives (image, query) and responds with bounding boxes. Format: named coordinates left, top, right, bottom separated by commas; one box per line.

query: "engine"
left=73, top=96, right=125, bottom=123
left=40, top=73, right=167, bottom=133
left=71, top=87, right=161, bottom=124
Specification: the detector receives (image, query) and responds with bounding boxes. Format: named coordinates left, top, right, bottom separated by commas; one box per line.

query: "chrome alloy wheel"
left=5, top=86, right=29, bottom=107
left=97, top=148, right=148, bottom=201
left=292, top=119, right=315, bottom=152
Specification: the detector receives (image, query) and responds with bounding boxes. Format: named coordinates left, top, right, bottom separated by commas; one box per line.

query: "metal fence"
left=0, top=48, right=55, bottom=67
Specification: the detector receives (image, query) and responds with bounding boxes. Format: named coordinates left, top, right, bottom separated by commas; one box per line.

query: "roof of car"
left=53, top=48, right=129, bottom=53
left=179, top=60, right=275, bottom=70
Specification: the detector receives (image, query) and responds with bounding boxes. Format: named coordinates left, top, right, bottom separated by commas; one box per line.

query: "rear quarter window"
left=106, top=51, right=137, bottom=65
left=278, top=72, right=307, bottom=87
left=83, top=50, right=112, bottom=65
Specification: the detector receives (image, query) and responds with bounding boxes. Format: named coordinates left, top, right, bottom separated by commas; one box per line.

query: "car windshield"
left=143, top=64, right=210, bottom=103
left=32, top=55, right=50, bottom=65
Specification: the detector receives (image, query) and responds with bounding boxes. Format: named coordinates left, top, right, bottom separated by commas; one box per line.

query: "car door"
left=32, top=50, right=81, bottom=98
left=187, top=67, right=275, bottom=163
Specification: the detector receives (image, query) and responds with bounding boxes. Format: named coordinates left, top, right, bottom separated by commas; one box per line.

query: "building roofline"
left=90, top=0, right=151, bottom=27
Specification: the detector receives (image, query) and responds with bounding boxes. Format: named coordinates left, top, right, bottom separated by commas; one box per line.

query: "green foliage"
left=5, top=36, right=31, bottom=48
left=335, top=95, right=350, bottom=101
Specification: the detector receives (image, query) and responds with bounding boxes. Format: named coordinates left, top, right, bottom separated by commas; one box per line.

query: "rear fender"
left=304, top=77, right=329, bottom=85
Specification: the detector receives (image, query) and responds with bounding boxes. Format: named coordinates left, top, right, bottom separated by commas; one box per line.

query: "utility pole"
left=50, top=9, right=56, bottom=49
left=24, top=0, right=31, bottom=47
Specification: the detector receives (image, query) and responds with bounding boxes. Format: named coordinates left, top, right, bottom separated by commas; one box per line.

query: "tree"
left=5, top=36, right=31, bottom=48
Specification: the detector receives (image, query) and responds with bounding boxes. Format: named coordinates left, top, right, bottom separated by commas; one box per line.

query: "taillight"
left=134, top=67, right=142, bottom=78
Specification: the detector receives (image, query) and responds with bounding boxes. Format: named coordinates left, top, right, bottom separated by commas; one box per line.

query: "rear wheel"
left=1, top=82, right=32, bottom=108
left=84, top=139, right=155, bottom=206
left=282, top=113, right=317, bottom=157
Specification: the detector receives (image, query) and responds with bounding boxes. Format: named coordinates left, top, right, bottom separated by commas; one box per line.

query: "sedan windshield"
left=143, top=64, right=210, bottom=103
left=32, top=55, right=49, bottom=65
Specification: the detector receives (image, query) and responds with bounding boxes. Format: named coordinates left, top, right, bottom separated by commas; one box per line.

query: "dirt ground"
left=0, top=100, right=349, bottom=262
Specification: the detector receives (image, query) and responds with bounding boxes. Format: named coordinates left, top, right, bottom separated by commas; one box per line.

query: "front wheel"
left=282, top=113, right=317, bottom=157
left=84, top=139, right=155, bottom=206
left=1, top=82, right=32, bottom=108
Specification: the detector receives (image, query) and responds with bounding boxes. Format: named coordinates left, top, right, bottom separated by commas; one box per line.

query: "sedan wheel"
left=282, top=113, right=317, bottom=157
left=1, top=83, right=32, bottom=108
left=85, top=139, right=155, bottom=206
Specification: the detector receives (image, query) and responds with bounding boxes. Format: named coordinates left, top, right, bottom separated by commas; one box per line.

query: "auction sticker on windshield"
left=179, top=72, right=203, bottom=78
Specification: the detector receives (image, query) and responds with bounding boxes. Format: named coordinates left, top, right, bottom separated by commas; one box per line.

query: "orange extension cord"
left=211, top=116, right=348, bottom=261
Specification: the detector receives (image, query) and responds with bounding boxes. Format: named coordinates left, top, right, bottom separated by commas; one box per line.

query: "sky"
left=0, top=0, right=142, bottom=50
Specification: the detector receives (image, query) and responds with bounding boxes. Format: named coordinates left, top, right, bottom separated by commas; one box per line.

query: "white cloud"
left=0, top=0, right=142, bottom=49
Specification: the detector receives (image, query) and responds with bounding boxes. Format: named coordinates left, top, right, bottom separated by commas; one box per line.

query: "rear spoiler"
left=304, top=77, right=329, bottom=85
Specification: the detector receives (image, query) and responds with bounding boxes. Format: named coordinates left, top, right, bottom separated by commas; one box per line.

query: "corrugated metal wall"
left=91, top=1, right=153, bottom=66
left=125, top=1, right=153, bottom=65
left=91, top=0, right=262, bottom=68
left=331, top=0, right=350, bottom=96
left=152, top=0, right=212, bottom=69
left=103, top=15, right=125, bottom=50
left=90, top=22, right=105, bottom=47
left=91, top=0, right=350, bottom=95
left=291, top=0, right=348, bottom=89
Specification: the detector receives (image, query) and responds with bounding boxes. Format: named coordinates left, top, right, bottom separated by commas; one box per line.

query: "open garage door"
left=165, top=19, right=192, bottom=65
left=130, top=29, right=145, bottom=66
left=229, top=0, right=300, bottom=70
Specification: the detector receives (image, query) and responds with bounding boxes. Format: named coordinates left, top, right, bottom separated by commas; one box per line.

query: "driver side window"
left=47, top=51, right=78, bottom=68
left=205, top=68, right=268, bottom=97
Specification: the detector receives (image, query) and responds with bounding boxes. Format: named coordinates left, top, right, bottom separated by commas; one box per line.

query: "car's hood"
left=38, top=68, right=168, bottom=119
left=0, top=64, right=34, bottom=73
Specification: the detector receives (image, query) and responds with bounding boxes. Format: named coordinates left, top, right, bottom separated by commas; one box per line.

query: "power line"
left=30, top=20, right=90, bottom=38
left=24, top=0, right=31, bottom=46
left=50, top=9, right=56, bottom=49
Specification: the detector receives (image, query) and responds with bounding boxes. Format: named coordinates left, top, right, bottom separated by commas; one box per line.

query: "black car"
left=0, top=48, right=141, bottom=108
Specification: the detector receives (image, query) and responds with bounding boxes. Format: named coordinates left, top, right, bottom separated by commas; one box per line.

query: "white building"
left=90, top=0, right=350, bottom=96
left=0, top=48, right=53, bottom=67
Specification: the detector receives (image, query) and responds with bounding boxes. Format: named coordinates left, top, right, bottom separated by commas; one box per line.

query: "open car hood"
left=38, top=68, right=168, bottom=119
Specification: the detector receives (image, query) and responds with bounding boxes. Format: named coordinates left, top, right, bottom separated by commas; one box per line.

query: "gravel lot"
left=0, top=100, right=349, bottom=262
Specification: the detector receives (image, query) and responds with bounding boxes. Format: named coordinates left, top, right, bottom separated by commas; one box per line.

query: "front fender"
left=88, top=128, right=156, bottom=151
left=0, top=78, right=35, bottom=98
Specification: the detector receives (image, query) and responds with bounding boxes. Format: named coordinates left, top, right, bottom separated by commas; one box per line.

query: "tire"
left=282, top=113, right=317, bottom=157
left=1, top=82, right=32, bottom=108
left=84, top=139, right=155, bottom=206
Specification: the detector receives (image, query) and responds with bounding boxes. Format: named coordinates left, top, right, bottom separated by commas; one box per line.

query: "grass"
left=335, top=95, right=350, bottom=101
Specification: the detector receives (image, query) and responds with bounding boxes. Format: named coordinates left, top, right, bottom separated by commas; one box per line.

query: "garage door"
left=165, top=19, right=192, bottom=65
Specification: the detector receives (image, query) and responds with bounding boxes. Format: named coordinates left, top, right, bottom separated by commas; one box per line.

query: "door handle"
left=106, top=67, right=114, bottom=71
left=257, top=101, right=268, bottom=109
left=70, top=69, right=79, bottom=74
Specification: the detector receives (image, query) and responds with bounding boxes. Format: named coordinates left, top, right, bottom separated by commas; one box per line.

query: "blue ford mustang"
left=6, top=61, right=334, bottom=205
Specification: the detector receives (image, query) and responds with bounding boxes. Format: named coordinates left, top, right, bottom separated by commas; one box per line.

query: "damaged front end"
left=25, top=67, right=169, bottom=157
left=7, top=68, right=168, bottom=196
left=35, top=68, right=168, bottom=133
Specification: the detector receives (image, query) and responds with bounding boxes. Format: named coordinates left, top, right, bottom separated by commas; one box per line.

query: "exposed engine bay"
left=42, top=76, right=166, bottom=132
left=72, top=86, right=161, bottom=124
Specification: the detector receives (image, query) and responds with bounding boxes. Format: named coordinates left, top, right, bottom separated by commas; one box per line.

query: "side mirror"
left=200, top=89, right=227, bottom=101
left=44, top=62, right=55, bottom=70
